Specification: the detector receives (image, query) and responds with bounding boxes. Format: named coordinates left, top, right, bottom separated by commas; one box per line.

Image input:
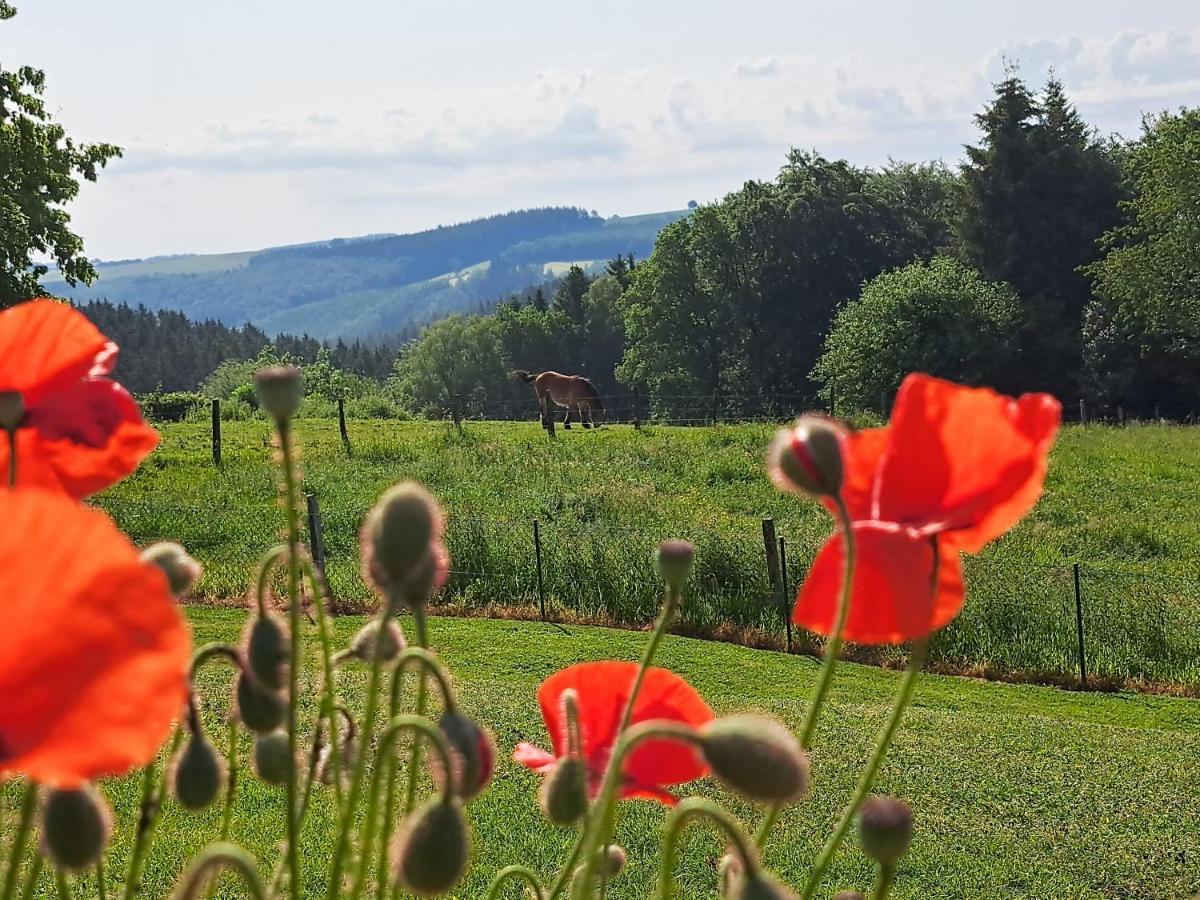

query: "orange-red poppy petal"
left=0, top=490, right=191, bottom=787
left=0, top=300, right=109, bottom=405
left=821, top=426, right=889, bottom=522
left=536, top=661, right=713, bottom=801
left=874, top=374, right=1061, bottom=552
left=793, top=522, right=964, bottom=645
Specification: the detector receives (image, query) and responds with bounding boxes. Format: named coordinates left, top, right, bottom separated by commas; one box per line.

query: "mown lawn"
left=92, top=418, right=1200, bottom=687
left=6, top=609, right=1197, bottom=898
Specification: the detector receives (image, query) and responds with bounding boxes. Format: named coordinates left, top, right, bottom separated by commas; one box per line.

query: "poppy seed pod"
left=729, top=872, right=800, bottom=900
left=857, top=796, right=913, bottom=865
left=40, top=786, right=113, bottom=873
left=363, top=483, right=443, bottom=588
left=349, top=619, right=406, bottom=663
left=253, top=365, right=303, bottom=422
left=170, top=734, right=226, bottom=811
left=699, top=716, right=810, bottom=804
left=437, top=711, right=496, bottom=801
left=390, top=799, right=470, bottom=896
left=245, top=613, right=290, bottom=691
left=768, top=416, right=846, bottom=499
left=253, top=730, right=293, bottom=785
left=235, top=671, right=287, bottom=734
left=598, top=844, right=627, bottom=877
left=655, top=540, right=695, bottom=592
left=141, top=542, right=202, bottom=598
left=539, top=756, right=588, bottom=825
left=0, top=390, right=24, bottom=432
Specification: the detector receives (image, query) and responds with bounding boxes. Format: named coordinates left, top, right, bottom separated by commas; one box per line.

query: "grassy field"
left=93, top=418, right=1200, bottom=688
left=4, top=609, right=1197, bottom=898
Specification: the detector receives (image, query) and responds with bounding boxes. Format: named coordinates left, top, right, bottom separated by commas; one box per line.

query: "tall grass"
left=93, top=419, right=1200, bottom=687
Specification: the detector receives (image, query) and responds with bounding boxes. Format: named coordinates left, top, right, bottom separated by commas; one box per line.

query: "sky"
left=5, top=1, right=1199, bottom=260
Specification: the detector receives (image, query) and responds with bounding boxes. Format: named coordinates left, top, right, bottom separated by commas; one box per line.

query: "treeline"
left=393, top=73, right=1199, bottom=419
left=81, top=300, right=404, bottom=393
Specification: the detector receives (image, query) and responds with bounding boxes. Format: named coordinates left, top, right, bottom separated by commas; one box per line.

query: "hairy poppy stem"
left=171, top=843, right=267, bottom=900
left=484, top=866, right=548, bottom=900
left=872, top=862, right=896, bottom=900
left=276, top=420, right=303, bottom=900
left=94, top=855, right=107, bottom=900
left=17, top=851, right=42, bottom=900
left=386, top=606, right=431, bottom=900
left=0, top=781, right=38, bottom=900
left=120, top=728, right=182, bottom=900
left=799, top=637, right=929, bottom=900
left=300, top=558, right=345, bottom=809
left=219, top=718, right=239, bottom=842
left=658, top=798, right=759, bottom=900
left=53, top=868, right=70, bottom=900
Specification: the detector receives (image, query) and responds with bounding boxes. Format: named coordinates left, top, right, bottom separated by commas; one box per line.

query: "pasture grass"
left=93, top=419, right=1200, bottom=687
left=4, top=609, right=1197, bottom=898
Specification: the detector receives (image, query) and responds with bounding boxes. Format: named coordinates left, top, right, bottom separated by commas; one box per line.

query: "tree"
left=1083, top=108, right=1200, bottom=416
left=553, top=264, right=591, bottom=324
left=814, top=257, right=1021, bottom=409
left=1, top=2, right=121, bottom=307
left=392, top=315, right=506, bottom=417
left=959, top=71, right=1124, bottom=397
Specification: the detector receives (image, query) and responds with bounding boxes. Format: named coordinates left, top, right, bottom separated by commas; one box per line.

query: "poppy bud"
left=40, top=786, right=113, bottom=873
left=398, top=543, right=450, bottom=605
left=363, top=483, right=443, bottom=590
left=833, top=893, right=867, bottom=900
left=235, top=671, right=287, bottom=733
left=768, top=416, right=845, bottom=499
left=857, top=796, right=913, bottom=865
left=390, top=799, right=469, bottom=896
left=437, top=711, right=495, bottom=801
left=316, top=732, right=357, bottom=787
left=728, top=872, right=799, bottom=900
left=254, top=366, right=304, bottom=422
left=244, top=613, right=290, bottom=691
left=539, top=757, right=588, bottom=825
left=718, top=852, right=743, bottom=886
left=655, top=540, right=695, bottom=592
left=349, top=619, right=406, bottom=663
left=170, top=734, right=226, bottom=811
left=0, top=390, right=23, bottom=432
left=141, top=542, right=202, bottom=598
left=253, top=730, right=293, bottom=785
left=597, top=844, right=627, bottom=877
left=699, top=716, right=810, bottom=804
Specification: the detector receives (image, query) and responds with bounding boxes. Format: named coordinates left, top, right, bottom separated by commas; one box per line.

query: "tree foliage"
left=814, top=257, right=1021, bottom=409
left=1, top=2, right=121, bottom=307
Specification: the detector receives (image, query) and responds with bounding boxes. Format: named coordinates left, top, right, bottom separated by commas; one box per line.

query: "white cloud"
left=733, top=56, right=781, bottom=78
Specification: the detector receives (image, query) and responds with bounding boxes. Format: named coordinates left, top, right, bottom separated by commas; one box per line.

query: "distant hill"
left=49, top=207, right=687, bottom=339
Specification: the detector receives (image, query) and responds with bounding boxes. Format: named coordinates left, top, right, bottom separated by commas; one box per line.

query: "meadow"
left=3, top=608, right=1196, bottom=898
left=94, top=418, right=1200, bottom=689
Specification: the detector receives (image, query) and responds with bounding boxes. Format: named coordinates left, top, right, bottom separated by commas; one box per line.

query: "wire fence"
left=94, top=495, right=1200, bottom=690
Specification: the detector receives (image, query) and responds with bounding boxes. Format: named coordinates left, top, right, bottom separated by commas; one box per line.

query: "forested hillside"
left=48, top=207, right=686, bottom=339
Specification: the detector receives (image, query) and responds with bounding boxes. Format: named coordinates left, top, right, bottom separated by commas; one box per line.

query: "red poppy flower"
left=0, top=299, right=158, bottom=498
left=0, top=489, right=192, bottom=787
left=793, top=374, right=1061, bottom=644
left=513, top=661, right=714, bottom=804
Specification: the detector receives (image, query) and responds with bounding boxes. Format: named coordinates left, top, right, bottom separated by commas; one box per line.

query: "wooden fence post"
left=337, top=397, right=351, bottom=452
left=1073, top=562, right=1087, bottom=688
left=761, top=519, right=784, bottom=645
left=633, top=387, right=642, bottom=430
left=211, top=398, right=221, bottom=466
left=533, top=520, right=546, bottom=620
left=1079, top=399, right=1087, bottom=424
left=778, top=536, right=793, bottom=653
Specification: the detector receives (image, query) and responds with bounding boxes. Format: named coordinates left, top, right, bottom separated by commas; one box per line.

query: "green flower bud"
left=40, top=786, right=112, bottom=873
left=253, top=366, right=303, bottom=422
left=655, top=540, right=695, bottom=592
left=598, top=844, right=627, bottom=877
left=362, top=483, right=442, bottom=591
left=0, top=390, right=24, bottom=432
left=857, top=796, right=913, bottom=865
left=235, top=672, right=287, bottom=733
left=390, top=799, right=469, bottom=896
left=437, top=712, right=495, bottom=802
left=349, top=619, right=406, bottom=663
left=768, top=415, right=846, bottom=499
left=170, top=734, right=226, bottom=811
left=699, top=716, right=810, bottom=804
left=539, top=757, right=588, bottom=825
left=140, top=542, right=202, bottom=597
left=244, top=613, right=290, bottom=691
left=253, top=730, right=293, bottom=785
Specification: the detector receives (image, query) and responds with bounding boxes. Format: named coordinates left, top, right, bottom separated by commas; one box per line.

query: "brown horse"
left=512, top=370, right=605, bottom=434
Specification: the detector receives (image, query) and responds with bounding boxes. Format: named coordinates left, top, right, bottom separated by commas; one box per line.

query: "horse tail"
left=511, top=370, right=537, bottom=384
left=583, top=378, right=604, bottom=411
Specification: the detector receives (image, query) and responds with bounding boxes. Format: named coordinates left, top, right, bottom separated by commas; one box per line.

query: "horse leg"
left=562, top=405, right=573, bottom=430
left=580, top=402, right=592, bottom=429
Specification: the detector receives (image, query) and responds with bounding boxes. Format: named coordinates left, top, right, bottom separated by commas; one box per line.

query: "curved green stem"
left=618, top=587, right=679, bottom=735
left=401, top=606, right=432, bottom=817
left=302, top=558, right=345, bottom=809
left=188, top=643, right=242, bottom=682
left=872, top=862, right=896, bottom=900
left=392, top=647, right=456, bottom=713
left=658, top=798, right=759, bottom=900
left=17, top=853, right=42, bottom=900
left=219, top=718, right=239, bottom=842
left=753, top=804, right=784, bottom=851
left=254, top=545, right=290, bottom=618
left=569, top=722, right=704, bottom=900
left=170, top=843, right=267, bottom=900
left=348, top=716, right=456, bottom=900
left=53, top=870, right=71, bottom=900
left=485, top=866, right=549, bottom=900
left=1, top=782, right=38, bottom=900
left=94, top=856, right=107, bottom=900
left=278, top=420, right=303, bottom=900
left=799, top=638, right=928, bottom=900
